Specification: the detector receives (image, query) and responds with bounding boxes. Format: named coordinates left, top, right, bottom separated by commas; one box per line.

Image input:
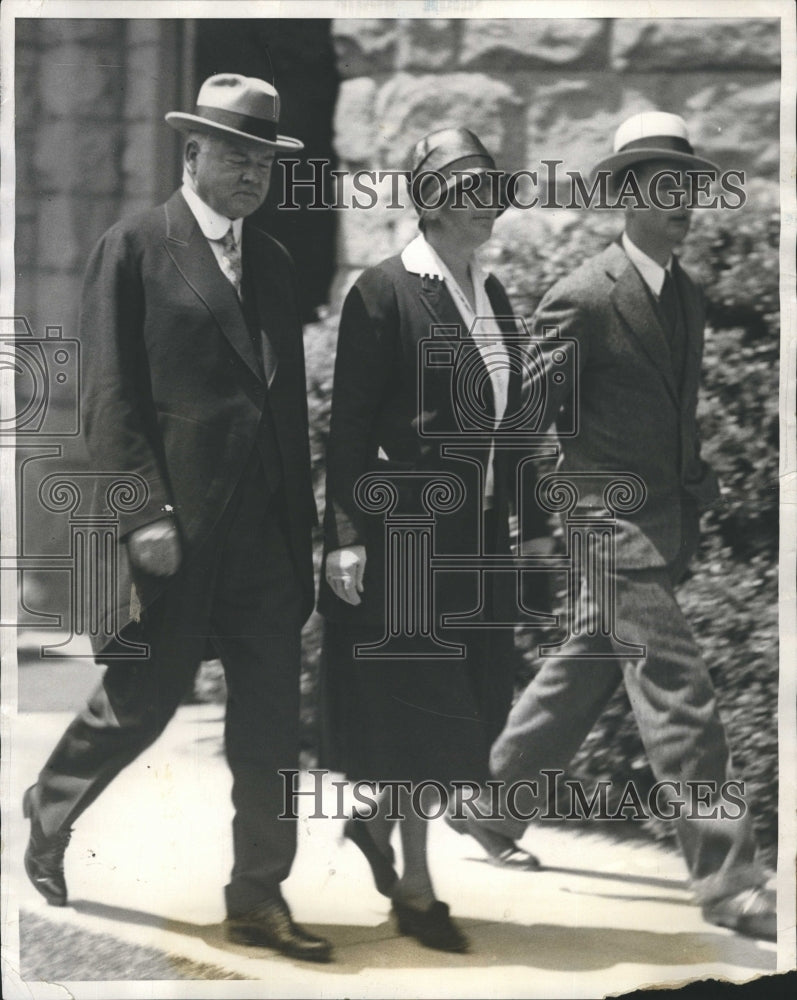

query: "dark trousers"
left=482, top=544, right=763, bottom=906
left=32, top=458, right=304, bottom=916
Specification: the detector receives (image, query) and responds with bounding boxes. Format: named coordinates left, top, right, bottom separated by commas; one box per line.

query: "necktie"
left=658, top=269, right=679, bottom=339
left=218, top=226, right=242, bottom=296
left=659, top=267, right=686, bottom=385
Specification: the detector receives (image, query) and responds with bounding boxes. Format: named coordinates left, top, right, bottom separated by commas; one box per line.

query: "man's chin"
left=230, top=194, right=266, bottom=217
left=668, top=217, right=691, bottom=243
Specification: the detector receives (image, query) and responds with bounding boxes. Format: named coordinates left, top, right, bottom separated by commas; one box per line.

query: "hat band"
left=619, top=134, right=694, bottom=156
left=195, top=105, right=278, bottom=142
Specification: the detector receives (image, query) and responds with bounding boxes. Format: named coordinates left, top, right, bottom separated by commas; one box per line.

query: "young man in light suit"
left=22, top=75, right=330, bottom=962
left=450, top=112, right=776, bottom=942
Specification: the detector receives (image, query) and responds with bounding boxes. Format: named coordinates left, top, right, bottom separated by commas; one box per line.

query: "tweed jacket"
left=318, top=250, right=549, bottom=624
left=531, top=239, right=719, bottom=568
left=79, top=190, right=317, bottom=652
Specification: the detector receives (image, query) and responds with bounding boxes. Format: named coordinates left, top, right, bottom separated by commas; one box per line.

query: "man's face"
left=186, top=134, right=275, bottom=219
left=425, top=174, right=500, bottom=251
left=625, top=159, right=691, bottom=256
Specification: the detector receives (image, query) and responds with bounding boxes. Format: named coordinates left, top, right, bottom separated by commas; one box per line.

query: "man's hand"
left=127, top=519, right=181, bottom=577
left=326, top=546, right=366, bottom=606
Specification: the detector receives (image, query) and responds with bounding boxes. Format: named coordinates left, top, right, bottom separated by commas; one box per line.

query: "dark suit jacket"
left=318, top=252, right=549, bottom=625
left=531, top=239, right=719, bottom=568
left=80, top=190, right=316, bottom=653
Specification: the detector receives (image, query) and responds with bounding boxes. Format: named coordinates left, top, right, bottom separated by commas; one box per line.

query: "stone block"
left=37, top=195, right=80, bottom=271
left=14, top=211, right=37, bottom=271
left=14, top=51, right=40, bottom=115
left=333, top=78, right=379, bottom=164
left=612, top=19, right=780, bottom=71
left=34, top=121, right=123, bottom=195
left=40, top=19, right=121, bottom=47
left=334, top=173, right=415, bottom=270
left=461, top=19, right=607, bottom=71
left=40, top=43, right=123, bottom=118
left=76, top=195, right=125, bottom=250
left=124, top=43, right=164, bottom=120
left=121, top=122, right=161, bottom=199
left=14, top=268, right=37, bottom=329
left=678, top=76, right=780, bottom=177
left=332, top=19, right=397, bottom=78
left=374, top=72, right=521, bottom=168
left=525, top=74, right=622, bottom=178
left=33, top=271, right=81, bottom=341
left=15, top=132, right=37, bottom=191
left=14, top=18, right=44, bottom=48
left=397, top=18, right=457, bottom=71
left=125, top=20, right=167, bottom=48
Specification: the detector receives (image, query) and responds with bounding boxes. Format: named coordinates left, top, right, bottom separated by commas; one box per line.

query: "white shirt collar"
left=400, top=233, right=447, bottom=279
left=181, top=183, right=243, bottom=244
left=401, top=232, right=492, bottom=296
left=622, top=231, right=671, bottom=297
left=401, top=234, right=493, bottom=323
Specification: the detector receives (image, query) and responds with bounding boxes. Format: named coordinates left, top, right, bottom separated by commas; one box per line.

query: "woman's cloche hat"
left=407, top=127, right=507, bottom=215
left=592, top=111, right=718, bottom=179
left=166, top=73, right=304, bottom=151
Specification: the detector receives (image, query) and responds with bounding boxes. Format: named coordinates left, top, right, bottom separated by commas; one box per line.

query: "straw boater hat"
left=592, top=111, right=718, bottom=180
left=407, top=127, right=507, bottom=215
left=165, top=73, right=304, bottom=151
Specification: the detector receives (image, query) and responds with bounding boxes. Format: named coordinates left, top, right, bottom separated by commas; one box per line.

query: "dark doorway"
left=194, top=19, right=339, bottom=320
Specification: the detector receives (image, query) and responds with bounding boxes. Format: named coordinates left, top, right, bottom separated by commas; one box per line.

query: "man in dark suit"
left=22, top=74, right=331, bottom=962
left=451, top=112, right=776, bottom=941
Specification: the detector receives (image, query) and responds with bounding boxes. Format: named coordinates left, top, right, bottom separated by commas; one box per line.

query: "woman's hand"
left=326, top=546, right=366, bottom=605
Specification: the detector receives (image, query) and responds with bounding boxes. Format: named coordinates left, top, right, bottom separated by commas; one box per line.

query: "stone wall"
left=14, top=18, right=185, bottom=339
left=331, top=17, right=781, bottom=283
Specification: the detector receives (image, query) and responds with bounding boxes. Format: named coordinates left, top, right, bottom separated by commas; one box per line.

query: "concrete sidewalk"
left=8, top=705, right=777, bottom=998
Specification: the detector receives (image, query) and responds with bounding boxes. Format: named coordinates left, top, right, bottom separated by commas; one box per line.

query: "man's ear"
left=184, top=139, right=200, bottom=177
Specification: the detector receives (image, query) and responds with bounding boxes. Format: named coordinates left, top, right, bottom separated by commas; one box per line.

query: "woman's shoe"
left=392, top=898, right=470, bottom=953
left=343, top=815, right=398, bottom=896
left=445, top=811, right=541, bottom=870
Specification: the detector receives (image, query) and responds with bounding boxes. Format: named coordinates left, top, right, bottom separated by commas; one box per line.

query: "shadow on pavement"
left=463, top=854, right=689, bottom=891
left=70, top=899, right=776, bottom=975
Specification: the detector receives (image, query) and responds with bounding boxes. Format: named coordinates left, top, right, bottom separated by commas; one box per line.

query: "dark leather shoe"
left=23, top=785, right=71, bottom=906
left=703, top=886, right=776, bottom=942
left=343, top=814, right=397, bottom=896
left=392, top=899, right=469, bottom=953
left=445, top=810, right=541, bottom=870
left=226, top=895, right=333, bottom=962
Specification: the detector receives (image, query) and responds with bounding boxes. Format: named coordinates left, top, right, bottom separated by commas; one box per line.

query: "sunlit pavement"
left=6, top=700, right=780, bottom=999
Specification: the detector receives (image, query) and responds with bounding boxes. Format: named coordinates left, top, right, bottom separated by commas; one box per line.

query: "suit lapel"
left=485, top=279, right=521, bottom=427
left=672, top=257, right=704, bottom=411
left=163, top=192, right=264, bottom=383
left=242, top=224, right=284, bottom=388
left=605, top=242, right=678, bottom=405
left=418, top=272, right=468, bottom=337
left=417, top=272, right=499, bottom=423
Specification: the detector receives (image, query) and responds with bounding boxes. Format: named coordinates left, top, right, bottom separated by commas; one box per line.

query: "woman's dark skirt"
left=320, top=617, right=516, bottom=786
